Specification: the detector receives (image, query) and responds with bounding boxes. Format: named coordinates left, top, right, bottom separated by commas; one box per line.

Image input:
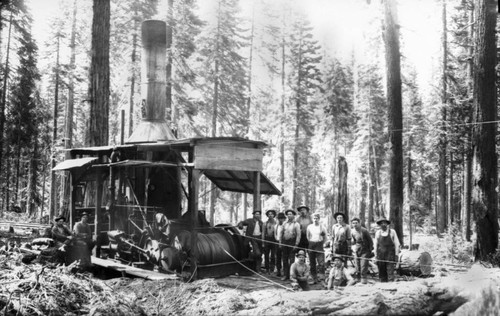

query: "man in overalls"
left=373, top=217, right=400, bottom=282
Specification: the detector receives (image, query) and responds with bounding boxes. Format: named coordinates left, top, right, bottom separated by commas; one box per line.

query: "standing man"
left=238, top=210, right=264, bottom=273
left=262, top=209, right=277, bottom=274
left=73, top=212, right=95, bottom=250
left=296, top=205, right=312, bottom=251
left=279, top=209, right=301, bottom=281
left=350, top=217, right=374, bottom=284
left=274, top=212, right=286, bottom=277
left=306, top=213, right=327, bottom=284
left=373, top=217, right=400, bottom=282
left=331, top=212, right=352, bottom=264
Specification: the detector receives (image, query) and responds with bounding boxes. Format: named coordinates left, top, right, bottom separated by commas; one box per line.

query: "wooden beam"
left=253, top=171, right=261, bottom=214
left=190, top=168, right=200, bottom=280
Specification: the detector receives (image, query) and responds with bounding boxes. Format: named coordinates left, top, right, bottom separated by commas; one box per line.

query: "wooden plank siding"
left=194, top=144, right=262, bottom=171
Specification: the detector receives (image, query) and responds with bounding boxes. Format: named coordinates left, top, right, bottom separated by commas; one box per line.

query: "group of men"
left=50, top=212, right=94, bottom=252
left=238, top=206, right=401, bottom=291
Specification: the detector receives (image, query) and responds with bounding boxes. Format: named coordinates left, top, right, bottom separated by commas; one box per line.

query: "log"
left=398, top=250, right=433, bottom=277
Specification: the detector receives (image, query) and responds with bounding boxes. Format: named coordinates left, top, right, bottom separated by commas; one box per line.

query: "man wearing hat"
left=73, top=212, right=95, bottom=251
left=238, top=210, right=264, bottom=273
left=51, top=214, right=73, bottom=250
left=351, top=217, right=374, bottom=284
left=289, top=250, right=311, bottom=291
left=274, top=212, right=286, bottom=277
left=262, top=209, right=278, bottom=274
left=326, top=254, right=355, bottom=290
left=373, top=217, right=400, bottom=282
left=331, top=212, right=352, bottom=264
left=278, top=209, right=301, bottom=281
left=296, top=205, right=312, bottom=251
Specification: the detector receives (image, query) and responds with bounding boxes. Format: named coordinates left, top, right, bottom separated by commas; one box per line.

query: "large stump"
left=398, top=250, right=433, bottom=277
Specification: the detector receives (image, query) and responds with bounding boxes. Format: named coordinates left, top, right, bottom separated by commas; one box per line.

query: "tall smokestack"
left=126, top=20, right=176, bottom=143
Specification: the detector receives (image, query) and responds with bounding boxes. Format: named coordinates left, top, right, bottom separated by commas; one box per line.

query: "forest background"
left=0, top=0, right=498, bottom=257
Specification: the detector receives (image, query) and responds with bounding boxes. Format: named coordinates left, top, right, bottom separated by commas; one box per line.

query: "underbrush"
left=414, top=223, right=474, bottom=269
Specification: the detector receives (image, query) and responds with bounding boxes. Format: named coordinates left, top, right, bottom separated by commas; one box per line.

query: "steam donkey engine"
left=53, top=20, right=280, bottom=279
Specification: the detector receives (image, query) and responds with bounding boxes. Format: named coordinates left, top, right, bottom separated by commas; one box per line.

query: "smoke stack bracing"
left=126, top=20, right=176, bottom=143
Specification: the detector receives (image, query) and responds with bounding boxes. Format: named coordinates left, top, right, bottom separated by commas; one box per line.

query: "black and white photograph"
left=0, top=0, right=499, bottom=314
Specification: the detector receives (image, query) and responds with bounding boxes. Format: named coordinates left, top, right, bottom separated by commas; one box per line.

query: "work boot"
left=281, top=276, right=289, bottom=281
left=276, top=270, right=281, bottom=277
left=361, top=278, right=367, bottom=284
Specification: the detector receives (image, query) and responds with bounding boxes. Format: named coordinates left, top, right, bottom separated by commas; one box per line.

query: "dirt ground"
left=1, top=230, right=500, bottom=315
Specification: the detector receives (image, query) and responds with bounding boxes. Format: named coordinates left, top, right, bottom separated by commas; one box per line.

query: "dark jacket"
left=238, top=218, right=263, bottom=237
left=352, top=227, right=374, bottom=255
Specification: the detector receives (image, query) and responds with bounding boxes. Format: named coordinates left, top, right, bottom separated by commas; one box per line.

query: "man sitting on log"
left=326, top=255, right=355, bottom=290
left=290, top=250, right=311, bottom=291
left=51, top=215, right=73, bottom=251
left=373, top=217, right=400, bottom=282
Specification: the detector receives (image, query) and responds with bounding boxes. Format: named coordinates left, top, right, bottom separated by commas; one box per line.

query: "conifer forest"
left=0, top=0, right=500, bottom=314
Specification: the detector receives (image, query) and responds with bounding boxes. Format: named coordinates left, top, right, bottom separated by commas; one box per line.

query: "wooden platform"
left=91, top=256, right=178, bottom=280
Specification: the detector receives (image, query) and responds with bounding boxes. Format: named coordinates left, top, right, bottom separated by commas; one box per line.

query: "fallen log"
left=398, top=250, right=433, bottom=277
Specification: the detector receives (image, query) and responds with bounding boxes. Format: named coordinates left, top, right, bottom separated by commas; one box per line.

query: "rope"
left=214, top=226, right=472, bottom=270
left=220, top=248, right=295, bottom=292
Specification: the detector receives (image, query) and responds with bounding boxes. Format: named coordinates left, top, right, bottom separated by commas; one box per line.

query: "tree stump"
left=398, top=251, right=433, bottom=277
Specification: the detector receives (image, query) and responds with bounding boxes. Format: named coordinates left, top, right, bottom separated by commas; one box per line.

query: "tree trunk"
left=129, top=5, right=138, bottom=137
left=61, top=0, right=77, bottom=215
left=50, top=34, right=61, bottom=220
left=280, top=11, right=286, bottom=210
left=448, top=152, right=454, bottom=224
left=437, top=0, right=448, bottom=236
left=0, top=12, right=13, bottom=214
left=359, top=166, right=367, bottom=227
left=166, top=0, right=173, bottom=125
left=383, top=0, right=404, bottom=245
left=86, top=0, right=110, bottom=146
left=463, top=1, right=474, bottom=242
left=337, top=156, right=348, bottom=217
left=27, top=138, right=39, bottom=217
left=471, top=0, right=498, bottom=260
left=407, top=155, right=413, bottom=248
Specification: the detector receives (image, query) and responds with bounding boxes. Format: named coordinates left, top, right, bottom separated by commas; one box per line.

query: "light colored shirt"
left=252, top=222, right=261, bottom=236
left=290, top=261, right=310, bottom=282
left=307, top=223, right=326, bottom=243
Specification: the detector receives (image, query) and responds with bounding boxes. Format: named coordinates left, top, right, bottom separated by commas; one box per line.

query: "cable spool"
left=175, top=227, right=244, bottom=266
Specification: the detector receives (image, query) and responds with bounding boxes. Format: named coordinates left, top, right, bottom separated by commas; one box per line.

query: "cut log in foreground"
left=398, top=250, right=433, bottom=276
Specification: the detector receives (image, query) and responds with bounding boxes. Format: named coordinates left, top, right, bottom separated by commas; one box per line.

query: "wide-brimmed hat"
left=80, top=212, right=89, bottom=217
left=297, top=205, right=310, bottom=212
left=252, top=210, right=262, bottom=215
left=277, top=212, right=286, bottom=219
left=285, top=209, right=296, bottom=216
left=333, top=212, right=347, bottom=221
left=331, top=254, right=344, bottom=262
left=296, top=250, right=306, bottom=258
left=265, top=209, right=277, bottom=217
left=54, top=215, right=66, bottom=222
left=376, top=217, right=391, bottom=225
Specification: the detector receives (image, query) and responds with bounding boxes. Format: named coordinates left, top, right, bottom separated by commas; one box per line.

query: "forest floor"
left=0, top=227, right=499, bottom=315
